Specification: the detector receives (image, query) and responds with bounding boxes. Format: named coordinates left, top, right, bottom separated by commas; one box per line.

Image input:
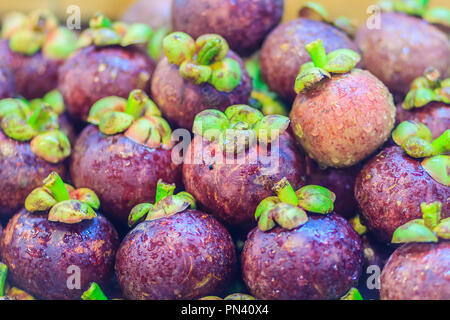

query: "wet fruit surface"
left=58, top=45, right=155, bottom=122
left=0, top=209, right=119, bottom=300
left=380, top=241, right=450, bottom=300
left=183, top=132, right=306, bottom=230
left=0, top=64, right=17, bottom=99
left=70, top=125, right=182, bottom=225
left=115, top=210, right=236, bottom=300
left=241, top=213, right=363, bottom=300
left=0, top=131, right=66, bottom=219
left=355, top=146, right=449, bottom=243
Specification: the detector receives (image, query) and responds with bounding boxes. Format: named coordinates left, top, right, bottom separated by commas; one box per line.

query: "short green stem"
left=155, top=180, right=176, bottom=203
left=81, top=282, right=108, bottom=300
left=43, top=172, right=70, bottom=202
left=306, top=40, right=328, bottom=69
left=26, top=103, right=44, bottom=130
left=124, top=90, right=147, bottom=119
left=0, top=263, right=7, bottom=297
left=272, top=178, right=299, bottom=206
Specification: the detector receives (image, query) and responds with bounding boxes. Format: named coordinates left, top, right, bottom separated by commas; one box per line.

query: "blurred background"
left=0, top=0, right=448, bottom=27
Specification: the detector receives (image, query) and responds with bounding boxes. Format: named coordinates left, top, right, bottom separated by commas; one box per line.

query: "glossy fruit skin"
left=0, top=131, right=66, bottom=219
left=242, top=213, right=363, bottom=300
left=260, top=18, right=359, bottom=103
left=151, top=51, right=252, bottom=130
left=70, top=125, right=182, bottom=225
left=183, top=132, right=306, bottom=230
left=290, top=69, right=396, bottom=168
left=305, top=156, right=360, bottom=219
left=396, top=102, right=450, bottom=139
left=355, top=12, right=450, bottom=97
left=0, top=209, right=119, bottom=300
left=122, top=0, right=172, bottom=29
left=380, top=241, right=450, bottom=300
left=0, top=64, right=17, bottom=99
left=355, top=146, right=449, bottom=243
left=58, top=113, right=77, bottom=146
left=0, top=40, right=62, bottom=100
left=58, top=45, right=155, bottom=122
left=172, top=0, right=283, bottom=57
left=115, top=210, right=236, bottom=300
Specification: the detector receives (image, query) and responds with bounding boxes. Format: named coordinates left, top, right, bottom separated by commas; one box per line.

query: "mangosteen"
left=305, top=156, right=360, bottom=218
left=58, top=13, right=155, bottom=122
left=115, top=180, right=236, bottom=300
left=0, top=262, right=35, bottom=300
left=355, top=2, right=450, bottom=97
left=183, top=104, right=306, bottom=230
left=0, top=10, right=77, bottom=99
left=122, top=0, right=172, bottom=30
left=380, top=201, right=450, bottom=300
left=259, top=7, right=359, bottom=103
left=395, top=68, right=449, bottom=139
left=200, top=293, right=256, bottom=300
left=151, top=32, right=252, bottom=129
left=355, top=121, right=449, bottom=242
left=0, top=172, right=119, bottom=300
left=290, top=40, right=396, bottom=168
left=70, top=90, right=182, bottom=225
left=0, top=97, right=71, bottom=219
left=172, top=0, right=283, bottom=57
left=241, top=178, right=363, bottom=299
left=0, top=65, right=16, bottom=99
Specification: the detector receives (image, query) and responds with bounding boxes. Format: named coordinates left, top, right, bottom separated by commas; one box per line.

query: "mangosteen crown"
left=24, top=172, right=100, bottom=224
left=0, top=95, right=71, bottom=163
left=294, top=39, right=361, bottom=94
left=2, top=9, right=77, bottom=59
left=162, top=32, right=242, bottom=93
left=87, top=89, right=173, bottom=150
left=128, top=180, right=196, bottom=228
left=255, top=177, right=336, bottom=232
left=392, top=201, right=449, bottom=243
left=392, top=120, right=449, bottom=186
left=379, top=0, right=450, bottom=27
left=298, top=2, right=356, bottom=37
left=81, top=283, right=108, bottom=300
left=402, top=68, right=449, bottom=110
left=192, top=104, right=290, bottom=155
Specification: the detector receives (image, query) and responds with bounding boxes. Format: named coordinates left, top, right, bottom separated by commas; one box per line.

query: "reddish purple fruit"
left=0, top=64, right=16, bottom=99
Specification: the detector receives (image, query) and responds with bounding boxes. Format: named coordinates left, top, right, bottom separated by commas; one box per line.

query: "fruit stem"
left=81, top=282, right=108, bottom=300
left=0, top=263, right=7, bottom=297
left=155, top=180, right=176, bottom=203
left=272, top=178, right=299, bottom=206
left=43, top=172, right=70, bottom=202
left=26, top=103, right=45, bottom=130
left=124, top=90, right=147, bottom=119
left=306, top=40, right=328, bottom=69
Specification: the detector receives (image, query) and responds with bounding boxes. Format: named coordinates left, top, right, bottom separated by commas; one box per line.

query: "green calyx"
left=423, top=7, right=450, bottom=27
left=383, top=0, right=449, bottom=27
left=78, top=13, right=153, bottom=48
left=4, top=9, right=77, bottom=59
left=199, top=294, right=256, bottom=301
left=0, top=97, right=71, bottom=163
left=81, top=283, right=108, bottom=300
left=192, top=105, right=289, bottom=154
left=392, top=0, right=429, bottom=16
left=294, top=40, right=360, bottom=94
left=403, top=68, right=449, bottom=110
left=0, top=263, right=7, bottom=297
left=392, top=121, right=449, bottom=186
left=340, top=288, right=363, bottom=300
left=147, top=27, right=171, bottom=61
left=350, top=214, right=368, bottom=236
left=24, top=172, right=99, bottom=224
left=87, top=90, right=173, bottom=149
left=255, top=178, right=335, bottom=232
left=162, top=32, right=242, bottom=92
left=392, top=201, right=449, bottom=243
left=127, top=180, right=196, bottom=228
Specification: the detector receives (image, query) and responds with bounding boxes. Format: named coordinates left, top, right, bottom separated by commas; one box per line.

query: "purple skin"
left=0, top=64, right=17, bottom=99
left=183, top=132, right=306, bottom=230
left=260, top=18, right=359, bottom=103
left=380, top=241, right=450, bottom=300
left=355, top=12, right=450, bottom=97
left=115, top=210, right=236, bottom=300
left=0, top=40, right=62, bottom=100
left=70, top=125, right=182, bottom=226
left=122, top=0, right=172, bottom=29
left=58, top=113, right=77, bottom=146
left=151, top=51, right=252, bottom=130
left=396, top=102, right=450, bottom=139
left=355, top=146, right=449, bottom=243
left=305, top=156, right=360, bottom=219
left=0, top=131, right=67, bottom=219
left=0, top=209, right=119, bottom=300
left=241, top=214, right=363, bottom=300
left=172, top=0, right=283, bottom=57
left=58, top=45, right=155, bottom=122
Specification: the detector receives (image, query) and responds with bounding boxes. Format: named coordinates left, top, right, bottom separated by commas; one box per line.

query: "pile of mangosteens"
left=0, top=0, right=448, bottom=301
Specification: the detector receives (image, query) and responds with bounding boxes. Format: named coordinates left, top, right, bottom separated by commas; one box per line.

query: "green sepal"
left=0, top=98, right=31, bottom=119
left=0, top=263, right=7, bottom=297
left=81, top=283, right=108, bottom=301
left=179, top=61, right=212, bottom=85
left=48, top=200, right=97, bottom=224
left=294, top=67, right=330, bottom=94
left=9, top=29, right=43, bottom=56
left=393, top=0, right=429, bottom=16
left=70, top=188, right=101, bottom=210
left=431, top=130, right=449, bottom=155
left=324, top=49, right=361, bottom=73
left=401, top=136, right=436, bottom=158
left=1, top=11, right=28, bottom=39
left=192, top=109, right=230, bottom=140
left=92, top=28, right=122, bottom=47
left=333, top=16, right=356, bottom=38
left=225, top=104, right=263, bottom=127
left=340, top=288, right=363, bottom=300
left=423, top=7, right=450, bottom=27
left=25, top=187, right=57, bottom=212
left=209, top=58, right=242, bottom=92
left=350, top=214, right=367, bottom=236
left=42, top=27, right=77, bottom=60
left=250, top=91, right=288, bottom=116
left=392, top=219, right=438, bottom=243
left=253, top=115, right=290, bottom=143
left=163, top=32, right=196, bottom=66
left=296, top=185, right=335, bottom=214
left=98, top=111, right=134, bottom=135
left=195, top=34, right=229, bottom=65
left=298, top=2, right=329, bottom=21
left=43, top=90, right=65, bottom=115
left=30, top=130, right=71, bottom=163
left=255, top=196, right=279, bottom=231
left=1, top=114, right=38, bottom=141
left=121, top=23, right=153, bottom=46
left=271, top=203, right=308, bottom=230
left=224, top=294, right=256, bottom=300
left=403, top=88, right=436, bottom=109
left=89, top=12, right=112, bottom=29
left=128, top=203, right=153, bottom=228
left=87, top=96, right=127, bottom=125
left=146, top=194, right=194, bottom=222
left=433, top=218, right=450, bottom=240
left=421, top=155, right=449, bottom=187
left=421, top=201, right=442, bottom=229
left=148, top=27, right=171, bottom=61
left=392, top=121, right=433, bottom=146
